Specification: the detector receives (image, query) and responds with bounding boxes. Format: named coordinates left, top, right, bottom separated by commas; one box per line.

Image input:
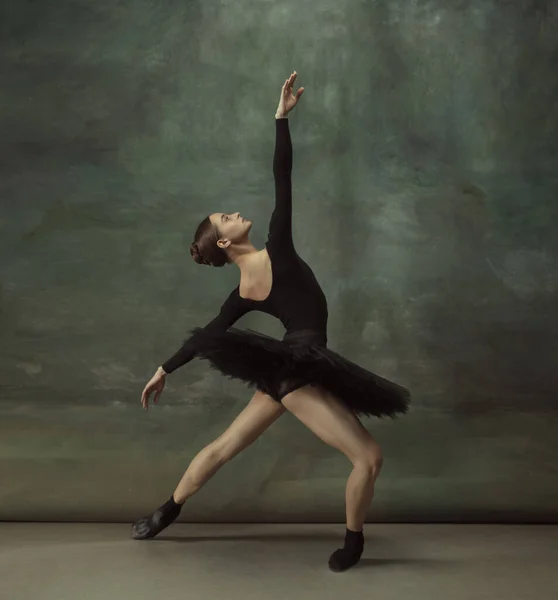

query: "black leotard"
left=162, top=118, right=328, bottom=374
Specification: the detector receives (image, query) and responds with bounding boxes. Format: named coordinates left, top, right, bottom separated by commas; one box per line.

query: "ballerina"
left=132, top=72, right=410, bottom=572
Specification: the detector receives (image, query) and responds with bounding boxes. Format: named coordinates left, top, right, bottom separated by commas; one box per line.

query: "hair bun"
left=190, top=242, right=210, bottom=266
left=190, top=242, right=203, bottom=264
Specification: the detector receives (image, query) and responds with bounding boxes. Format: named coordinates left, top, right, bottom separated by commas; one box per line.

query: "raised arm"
left=266, top=72, right=304, bottom=251
left=161, top=291, right=247, bottom=374
left=267, top=115, right=294, bottom=250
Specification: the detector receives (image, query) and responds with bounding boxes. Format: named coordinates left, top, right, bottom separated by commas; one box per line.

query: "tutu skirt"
left=187, top=327, right=410, bottom=419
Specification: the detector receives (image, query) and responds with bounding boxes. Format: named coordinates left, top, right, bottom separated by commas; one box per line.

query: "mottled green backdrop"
left=1, top=0, right=557, bottom=522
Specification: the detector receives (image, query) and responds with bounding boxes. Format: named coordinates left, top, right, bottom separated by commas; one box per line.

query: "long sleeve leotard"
left=162, top=118, right=328, bottom=374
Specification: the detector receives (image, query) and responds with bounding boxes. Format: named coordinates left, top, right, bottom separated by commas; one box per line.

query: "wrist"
left=275, top=110, right=288, bottom=119
left=157, top=366, right=168, bottom=376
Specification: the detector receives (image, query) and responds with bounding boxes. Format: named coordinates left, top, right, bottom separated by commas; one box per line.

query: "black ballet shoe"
left=328, top=546, right=363, bottom=572
left=131, top=496, right=182, bottom=540
left=328, top=528, right=364, bottom=572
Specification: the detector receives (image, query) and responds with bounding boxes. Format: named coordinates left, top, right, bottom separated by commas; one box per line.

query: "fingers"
left=288, top=72, right=296, bottom=92
left=141, top=388, right=149, bottom=410
left=283, top=71, right=297, bottom=91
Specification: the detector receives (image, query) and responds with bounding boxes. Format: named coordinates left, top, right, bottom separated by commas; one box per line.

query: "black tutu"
left=187, top=327, right=410, bottom=419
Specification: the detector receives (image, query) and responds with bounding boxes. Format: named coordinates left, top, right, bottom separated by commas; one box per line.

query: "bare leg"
left=281, top=385, right=383, bottom=571
left=132, top=391, right=285, bottom=539
left=173, top=391, right=285, bottom=502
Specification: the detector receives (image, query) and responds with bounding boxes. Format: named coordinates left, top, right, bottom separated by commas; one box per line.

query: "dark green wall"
left=1, top=0, right=557, bottom=522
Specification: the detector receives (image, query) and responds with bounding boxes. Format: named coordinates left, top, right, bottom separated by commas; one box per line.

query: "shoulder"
left=221, top=286, right=240, bottom=306
left=265, top=238, right=297, bottom=260
left=220, top=286, right=249, bottom=312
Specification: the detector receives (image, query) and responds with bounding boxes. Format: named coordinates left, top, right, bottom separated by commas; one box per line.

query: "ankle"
left=158, top=495, right=183, bottom=516
left=172, top=493, right=185, bottom=506
left=345, top=527, right=364, bottom=547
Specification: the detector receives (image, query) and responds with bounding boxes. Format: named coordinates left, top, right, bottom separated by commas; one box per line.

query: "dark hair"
left=189, top=216, right=230, bottom=267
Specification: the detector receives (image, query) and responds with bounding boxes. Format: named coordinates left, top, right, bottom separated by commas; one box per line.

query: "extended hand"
left=277, top=71, right=304, bottom=115
left=141, top=369, right=166, bottom=410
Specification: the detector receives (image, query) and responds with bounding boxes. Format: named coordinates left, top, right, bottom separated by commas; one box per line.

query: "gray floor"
left=1, top=523, right=557, bottom=600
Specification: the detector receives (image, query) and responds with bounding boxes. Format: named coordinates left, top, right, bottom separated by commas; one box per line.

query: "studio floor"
left=1, top=522, right=557, bottom=600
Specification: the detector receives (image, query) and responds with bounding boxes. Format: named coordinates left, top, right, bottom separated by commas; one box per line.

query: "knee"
left=354, top=444, right=383, bottom=478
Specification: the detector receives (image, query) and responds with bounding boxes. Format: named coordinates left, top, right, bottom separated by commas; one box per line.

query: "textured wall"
left=1, top=0, right=557, bottom=522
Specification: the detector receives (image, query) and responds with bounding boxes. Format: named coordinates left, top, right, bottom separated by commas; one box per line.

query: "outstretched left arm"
left=160, top=289, right=247, bottom=374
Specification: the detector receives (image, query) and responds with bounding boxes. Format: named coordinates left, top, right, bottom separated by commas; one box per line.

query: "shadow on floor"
left=153, top=533, right=459, bottom=570
left=158, top=532, right=342, bottom=543
left=359, top=557, right=458, bottom=569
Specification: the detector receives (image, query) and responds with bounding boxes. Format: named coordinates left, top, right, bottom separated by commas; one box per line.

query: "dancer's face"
left=209, top=212, right=252, bottom=248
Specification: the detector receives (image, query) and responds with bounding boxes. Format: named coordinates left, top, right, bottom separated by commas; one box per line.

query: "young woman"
left=132, top=72, right=410, bottom=572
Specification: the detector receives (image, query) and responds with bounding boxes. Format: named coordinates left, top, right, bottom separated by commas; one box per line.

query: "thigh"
left=215, top=390, right=286, bottom=458
left=281, top=385, right=380, bottom=464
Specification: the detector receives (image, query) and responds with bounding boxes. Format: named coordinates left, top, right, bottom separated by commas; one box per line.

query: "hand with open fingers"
left=141, top=370, right=166, bottom=411
left=277, top=71, right=304, bottom=116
